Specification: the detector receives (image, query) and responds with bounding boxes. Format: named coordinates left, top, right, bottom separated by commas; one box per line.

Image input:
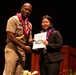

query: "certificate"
left=32, top=32, right=46, bottom=49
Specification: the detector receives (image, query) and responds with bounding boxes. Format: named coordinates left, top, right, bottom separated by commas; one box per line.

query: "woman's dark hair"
left=42, top=15, right=53, bottom=24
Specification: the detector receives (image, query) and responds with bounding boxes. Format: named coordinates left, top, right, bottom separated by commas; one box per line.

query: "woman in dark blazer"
left=39, top=15, right=63, bottom=75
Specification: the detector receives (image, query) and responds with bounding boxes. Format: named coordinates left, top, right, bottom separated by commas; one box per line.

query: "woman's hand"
left=43, top=40, right=48, bottom=45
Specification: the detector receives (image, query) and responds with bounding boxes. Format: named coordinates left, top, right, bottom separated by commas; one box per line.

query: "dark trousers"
left=40, top=54, right=60, bottom=75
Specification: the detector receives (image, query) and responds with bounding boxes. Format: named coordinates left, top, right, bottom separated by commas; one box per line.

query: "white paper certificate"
left=32, top=32, right=46, bottom=49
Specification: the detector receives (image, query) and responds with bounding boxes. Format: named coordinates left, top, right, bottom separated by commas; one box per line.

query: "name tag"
left=19, top=24, right=22, bottom=26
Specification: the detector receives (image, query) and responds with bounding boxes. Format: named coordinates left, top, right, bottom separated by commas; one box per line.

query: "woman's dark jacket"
left=40, top=29, right=63, bottom=62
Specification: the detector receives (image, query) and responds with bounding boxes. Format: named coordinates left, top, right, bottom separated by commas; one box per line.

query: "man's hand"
left=23, top=45, right=31, bottom=53
left=28, top=39, right=35, bottom=45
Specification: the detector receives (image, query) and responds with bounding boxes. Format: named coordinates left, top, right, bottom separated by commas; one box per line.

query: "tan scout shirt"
left=6, top=15, right=32, bottom=45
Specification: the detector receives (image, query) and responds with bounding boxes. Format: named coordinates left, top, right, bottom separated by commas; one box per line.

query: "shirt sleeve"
left=6, top=16, right=17, bottom=33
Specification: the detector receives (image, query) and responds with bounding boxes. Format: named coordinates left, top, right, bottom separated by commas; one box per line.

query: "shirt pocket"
left=15, top=25, right=23, bottom=36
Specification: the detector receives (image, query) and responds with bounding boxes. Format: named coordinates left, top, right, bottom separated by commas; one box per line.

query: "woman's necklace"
left=46, top=28, right=54, bottom=40
left=41, top=27, right=54, bottom=40
left=16, top=13, right=32, bottom=36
